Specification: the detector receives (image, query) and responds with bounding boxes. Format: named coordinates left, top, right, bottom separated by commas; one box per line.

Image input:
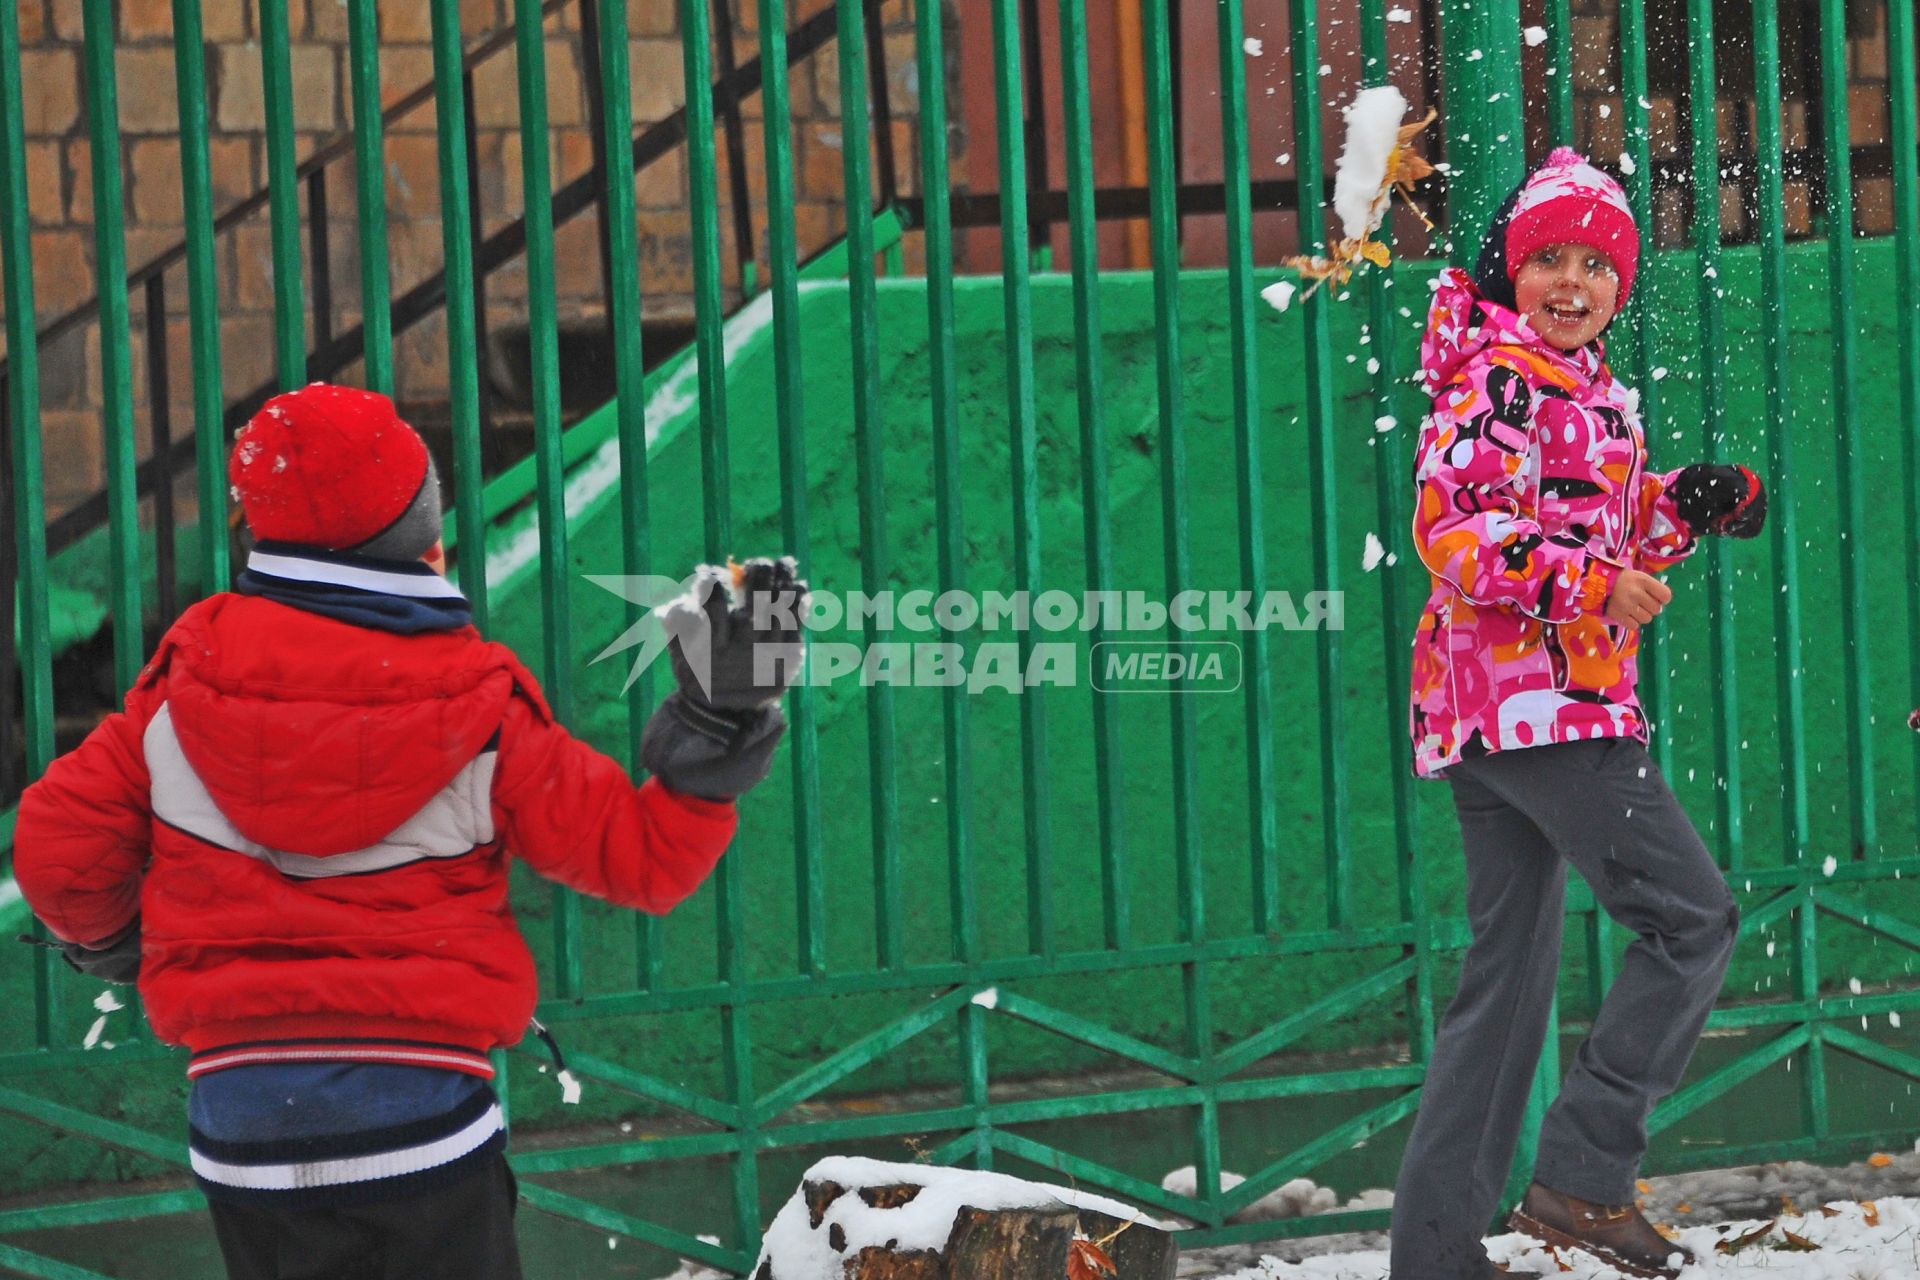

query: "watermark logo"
left=582, top=572, right=701, bottom=695
left=583, top=577, right=1341, bottom=694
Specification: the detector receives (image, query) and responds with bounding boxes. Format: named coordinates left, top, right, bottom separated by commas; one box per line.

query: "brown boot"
left=1507, top=1182, right=1693, bottom=1279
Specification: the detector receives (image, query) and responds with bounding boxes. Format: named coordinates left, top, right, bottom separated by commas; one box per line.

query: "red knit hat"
left=230, top=383, right=442, bottom=558
left=1505, top=147, right=1642, bottom=304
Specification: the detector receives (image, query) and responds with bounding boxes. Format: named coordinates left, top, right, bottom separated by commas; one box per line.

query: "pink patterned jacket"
left=1409, top=268, right=1698, bottom=777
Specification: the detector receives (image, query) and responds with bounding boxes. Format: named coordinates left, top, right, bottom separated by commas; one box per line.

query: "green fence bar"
left=345, top=0, right=392, bottom=393
left=0, top=0, right=57, bottom=1046
left=1288, top=0, right=1348, bottom=929
left=80, top=0, right=142, bottom=696
left=258, top=0, right=305, bottom=387
left=171, top=0, right=228, bottom=594
left=989, top=0, right=1053, bottom=957
left=1819, top=0, right=1874, bottom=857
left=1751, top=0, right=1809, bottom=859
left=1794, top=886, right=1830, bottom=1140
left=1436, top=0, right=1525, bottom=260
left=757, top=0, right=826, bottom=981
left=598, top=0, right=661, bottom=988
left=683, top=0, right=731, bottom=559
left=1891, top=0, right=1920, bottom=807
left=1687, top=0, right=1741, bottom=866
left=1142, top=0, right=1200, bottom=944
left=1615, top=0, right=1672, bottom=778
left=1058, top=0, right=1125, bottom=950
left=835, top=0, right=901, bottom=969
left=1215, top=0, right=1277, bottom=939
left=678, top=0, right=760, bottom=1247
left=1543, top=0, right=1574, bottom=146
left=512, top=0, right=580, bottom=996
left=919, top=0, right=978, bottom=964
left=428, top=0, right=488, bottom=629
left=1361, top=0, right=1431, bottom=1059
left=755, top=0, right=827, bottom=980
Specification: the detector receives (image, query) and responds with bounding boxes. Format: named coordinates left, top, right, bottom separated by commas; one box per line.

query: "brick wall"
left=1, top=0, right=920, bottom=516
left=1550, top=0, right=1900, bottom=246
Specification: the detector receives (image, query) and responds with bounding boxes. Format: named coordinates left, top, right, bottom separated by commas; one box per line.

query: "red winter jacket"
left=14, top=592, right=736, bottom=1068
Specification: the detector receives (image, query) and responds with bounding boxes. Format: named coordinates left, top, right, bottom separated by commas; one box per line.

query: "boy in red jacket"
left=14, top=383, right=801, bottom=1279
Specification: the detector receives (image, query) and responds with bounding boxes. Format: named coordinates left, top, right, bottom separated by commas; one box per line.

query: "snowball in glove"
left=641, top=558, right=808, bottom=801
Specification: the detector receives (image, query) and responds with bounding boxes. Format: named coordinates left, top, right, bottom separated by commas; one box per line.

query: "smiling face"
left=1512, top=242, right=1621, bottom=351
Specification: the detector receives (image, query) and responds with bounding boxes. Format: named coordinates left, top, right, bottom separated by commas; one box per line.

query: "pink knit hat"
left=1505, top=147, right=1641, bottom=304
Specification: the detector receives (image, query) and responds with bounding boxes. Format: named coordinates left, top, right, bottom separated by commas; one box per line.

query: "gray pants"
left=1389, top=739, right=1739, bottom=1279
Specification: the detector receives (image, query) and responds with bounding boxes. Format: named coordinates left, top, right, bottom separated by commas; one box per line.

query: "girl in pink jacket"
left=1389, top=151, right=1765, bottom=1280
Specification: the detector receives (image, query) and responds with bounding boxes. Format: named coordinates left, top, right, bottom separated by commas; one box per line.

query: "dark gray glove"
left=18, top=919, right=142, bottom=985
left=660, top=558, right=807, bottom=711
left=1669, top=463, right=1766, bottom=539
left=640, top=695, right=786, bottom=801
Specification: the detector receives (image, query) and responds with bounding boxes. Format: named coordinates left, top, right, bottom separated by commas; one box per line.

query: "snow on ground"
left=1177, top=1148, right=1920, bottom=1278
left=1205, top=1198, right=1920, bottom=1278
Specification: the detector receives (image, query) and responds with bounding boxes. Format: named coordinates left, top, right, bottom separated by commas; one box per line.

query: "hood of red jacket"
left=156, top=595, right=516, bottom=856
left=1419, top=266, right=1605, bottom=396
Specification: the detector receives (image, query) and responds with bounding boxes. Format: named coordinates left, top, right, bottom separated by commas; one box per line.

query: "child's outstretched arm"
left=492, top=696, right=742, bottom=915
left=1638, top=463, right=1767, bottom=571
left=1413, top=358, right=1620, bottom=623
left=493, top=556, right=804, bottom=915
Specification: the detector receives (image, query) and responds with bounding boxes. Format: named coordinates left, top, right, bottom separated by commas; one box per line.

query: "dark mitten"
left=640, top=693, right=786, bottom=801
left=661, top=559, right=807, bottom=711
left=18, top=920, right=142, bottom=985
left=1669, top=463, right=1766, bottom=539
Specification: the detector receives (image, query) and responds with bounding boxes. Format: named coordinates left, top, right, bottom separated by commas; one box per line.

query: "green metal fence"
left=2, top=1, right=1920, bottom=1276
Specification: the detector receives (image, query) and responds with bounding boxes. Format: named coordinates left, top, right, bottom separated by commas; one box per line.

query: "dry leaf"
left=1387, top=108, right=1440, bottom=228
left=1716, top=1219, right=1778, bottom=1255
left=1776, top=1228, right=1821, bottom=1251
left=1780, top=1194, right=1800, bottom=1215
left=1862, top=1200, right=1880, bottom=1227
left=1068, top=1236, right=1117, bottom=1280
left=1394, top=108, right=1437, bottom=148
left=1868, top=1152, right=1893, bottom=1167
left=1817, top=1203, right=1842, bottom=1218
left=1358, top=239, right=1393, bottom=268
left=1635, top=1179, right=1653, bottom=1194
left=1675, top=1201, right=1691, bottom=1214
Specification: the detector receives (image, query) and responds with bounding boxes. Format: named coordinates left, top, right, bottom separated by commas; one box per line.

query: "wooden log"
left=756, top=1166, right=1178, bottom=1280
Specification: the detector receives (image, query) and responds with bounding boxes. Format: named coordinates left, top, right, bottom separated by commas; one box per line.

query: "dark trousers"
left=1389, top=740, right=1739, bottom=1279
left=208, top=1154, right=523, bottom=1280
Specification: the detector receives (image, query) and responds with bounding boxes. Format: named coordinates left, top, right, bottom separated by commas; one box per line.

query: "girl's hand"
left=1605, top=569, right=1672, bottom=627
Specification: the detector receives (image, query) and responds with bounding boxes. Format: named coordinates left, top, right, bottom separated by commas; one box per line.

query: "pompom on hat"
left=229, top=383, right=443, bottom=561
left=1473, top=146, right=1642, bottom=310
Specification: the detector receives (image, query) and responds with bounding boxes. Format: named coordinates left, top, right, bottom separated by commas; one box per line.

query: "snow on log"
left=753, top=1157, right=1177, bottom=1280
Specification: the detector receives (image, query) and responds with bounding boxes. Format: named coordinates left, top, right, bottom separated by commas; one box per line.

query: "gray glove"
left=660, top=558, right=807, bottom=711
left=640, top=695, right=786, bottom=801
left=642, top=557, right=804, bottom=801
left=18, top=919, right=141, bottom=985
